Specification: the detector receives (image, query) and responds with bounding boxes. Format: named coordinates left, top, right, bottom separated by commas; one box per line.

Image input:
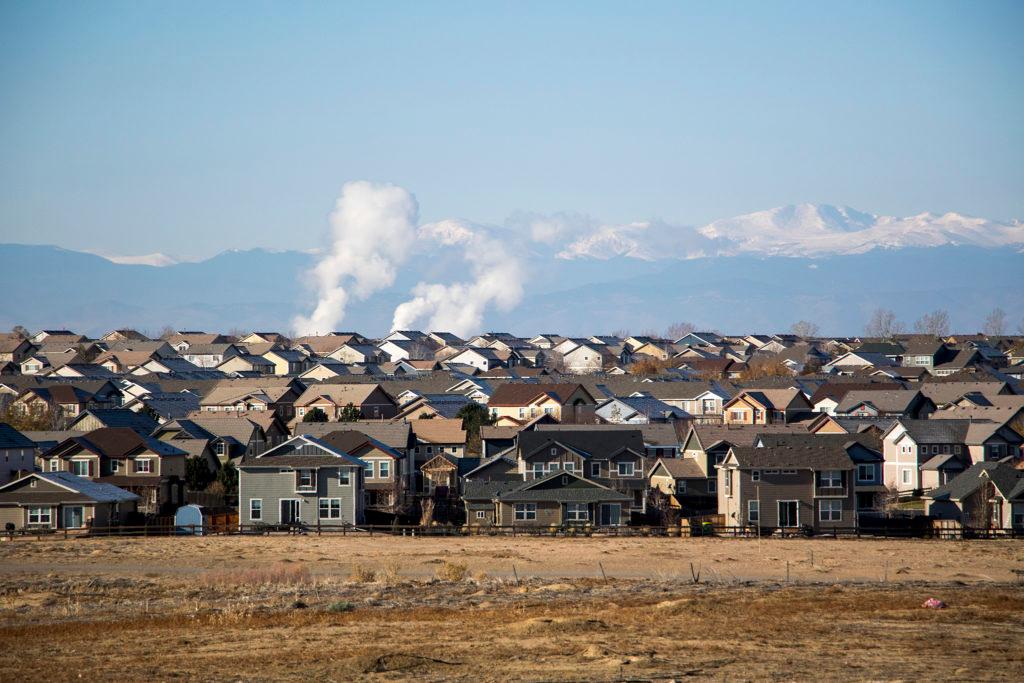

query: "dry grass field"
left=1, top=535, right=1023, bottom=681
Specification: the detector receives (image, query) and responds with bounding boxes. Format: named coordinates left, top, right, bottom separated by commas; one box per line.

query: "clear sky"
left=1, top=1, right=1021, bottom=260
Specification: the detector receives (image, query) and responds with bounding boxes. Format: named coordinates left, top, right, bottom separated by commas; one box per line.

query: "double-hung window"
left=339, top=469, right=351, bottom=486
left=297, top=469, right=315, bottom=490
left=856, top=464, right=874, bottom=482
left=617, top=461, right=635, bottom=477
left=135, top=459, right=152, bottom=474
left=747, top=500, right=759, bottom=523
left=532, top=462, right=545, bottom=478
left=819, top=500, right=842, bottom=522
left=364, top=462, right=374, bottom=480
left=590, top=461, right=601, bottom=477
left=378, top=461, right=390, bottom=479
left=249, top=499, right=262, bottom=521
left=319, top=498, right=342, bottom=519
left=751, top=470, right=761, bottom=482
left=514, top=503, right=536, bottom=521
left=565, top=503, right=588, bottom=522
left=71, top=460, right=89, bottom=476
left=27, top=506, right=51, bottom=526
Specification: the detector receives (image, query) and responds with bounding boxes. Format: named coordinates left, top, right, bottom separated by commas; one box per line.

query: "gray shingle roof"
left=728, top=445, right=853, bottom=470
left=0, top=423, right=35, bottom=449
left=6, top=472, right=140, bottom=503
left=926, top=461, right=1024, bottom=501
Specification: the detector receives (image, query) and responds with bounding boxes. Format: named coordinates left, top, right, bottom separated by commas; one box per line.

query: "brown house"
left=292, top=383, right=398, bottom=423
left=722, top=388, right=813, bottom=425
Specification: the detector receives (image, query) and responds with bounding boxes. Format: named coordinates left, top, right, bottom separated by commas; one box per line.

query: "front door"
left=62, top=506, right=84, bottom=529
left=280, top=500, right=300, bottom=525
left=778, top=500, right=798, bottom=528
left=599, top=503, right=621, bottom=526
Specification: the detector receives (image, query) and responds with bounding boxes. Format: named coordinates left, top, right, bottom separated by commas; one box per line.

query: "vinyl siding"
left=239, top=466, right=360, bottom=525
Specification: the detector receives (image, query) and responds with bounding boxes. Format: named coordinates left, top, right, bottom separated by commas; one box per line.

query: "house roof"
left=316, top=430, right=402, bottom=459
left=409, top=418, right=467, bottom=444
left=650, top=457, right=705, bottom=479
left=835, top=390, right=924, bottom=414
left=496, top=471, right=633, bottom=503
left=293, top=383, right=388, bottom=407
left=0, top=472, right=140, bottom=503
left=487, top=383, right=591, bottom=407
left=293, top=420, right=413, bottom=450
left=240, top=435, right=365, bottom=468
left=0, top=423, right=35, bottom=449
left=43, top=427, right=187, bottom=459
left=926, top=461, right=1024, bottom=502
left=70, top=409, right=157, bottom=435
left=726, top=445, right=854, bottom=470
left=520, top=427, right=644, bottom=459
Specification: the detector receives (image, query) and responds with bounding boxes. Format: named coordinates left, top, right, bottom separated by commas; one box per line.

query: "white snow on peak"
left=98, top=252, right=179, bottom=267
left=697, top=203, right=1024, bottom=256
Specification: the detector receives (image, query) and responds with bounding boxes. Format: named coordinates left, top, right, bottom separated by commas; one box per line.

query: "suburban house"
left=0, top=423, right=37, bottom=486
left=217, top=354, right=276, bottom=375
left=292, top=383, right=398, bottom=422
left=409, top=418, right=468, bottom=462
left=38, top=427, right=187, bottom=514
left=10, top=386, right=95, bottom=423
left=722, top=388, right=813, bottom=425
left=923, top=461, right=1024, bottom=529
left=0, top=472, right=139, bottom=531
left=834, top=390, right=935, bottom=419
left=238, top=434, right=366, bottom=527
left=0, top=336, right=35, bottom=365
left=718, top=444, right=858, bottom=530
left=261, top=349, right=310, bottom=376
left=182, top=343, right=243, bottom=368
left=330, top=344, right=384, bottom=365
left=446, top=347, right=504, bottom=372
left=647, top=456, right=717, bottom=514
left=318, top=430, right=410, bottom=514
left=492, top=471, right=633, bottom=527
left=882, top=418, right=1023, bottom=494
left=487, top=383, right=597, bottom=426
left=595, top=396, right=688, bottom=424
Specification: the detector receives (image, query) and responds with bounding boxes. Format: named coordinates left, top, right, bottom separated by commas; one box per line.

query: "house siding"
left=239, top=466, right=360, bottom=526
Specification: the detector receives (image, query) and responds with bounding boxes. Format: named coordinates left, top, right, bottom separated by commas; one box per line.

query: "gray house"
left=238, top=435, right=366, bottom=527
left=0, top=472, right=139, bottom=530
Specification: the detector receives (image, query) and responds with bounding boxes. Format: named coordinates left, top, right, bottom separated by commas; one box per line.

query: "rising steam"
left=292, top=181, right=418, bottom=335
left=390, top=219, right=524, bottom=337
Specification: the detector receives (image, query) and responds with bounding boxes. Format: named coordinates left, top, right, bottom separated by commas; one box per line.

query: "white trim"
left=249, top=498, right=262, bottom=521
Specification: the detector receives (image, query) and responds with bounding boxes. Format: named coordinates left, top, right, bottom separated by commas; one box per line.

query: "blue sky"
left=1, top=1, right=1021, bottom=260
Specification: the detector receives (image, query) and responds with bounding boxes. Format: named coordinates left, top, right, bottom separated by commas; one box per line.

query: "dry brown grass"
left=435, top=560, right=469, bottom=582
left=378, top=560, right=402, bottom=586
left=202, top=562, right=311, bottom=587
left=348, top=563, right=376, bottom=583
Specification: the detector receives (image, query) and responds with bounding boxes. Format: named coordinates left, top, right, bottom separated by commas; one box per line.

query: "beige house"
left=292, top=383, right=398, bottom=423
left=722, top=388, right=812, bottom=425
left=487, top=383, right=596, bottom=426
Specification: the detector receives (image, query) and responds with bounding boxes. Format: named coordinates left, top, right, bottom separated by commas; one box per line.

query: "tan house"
left=319, top=430, right=410, bottom=513
left=10, top=386, right=94, bottom=423
left=722, top=388, right=812, bottom=425
left=487, top=383, right=596, bottom=426
left=924, top=461, right=1024, bottom=529
left=0, top=336, right=34, bottom=365
left=410, top=419, right=468, bottom=462
left=39, top=428, right=187, bottom=514
left=292, top=383, right=398, bottom=423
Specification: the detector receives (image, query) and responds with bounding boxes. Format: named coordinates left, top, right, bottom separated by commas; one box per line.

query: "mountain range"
left=1, top=204, right=1021, bottom=336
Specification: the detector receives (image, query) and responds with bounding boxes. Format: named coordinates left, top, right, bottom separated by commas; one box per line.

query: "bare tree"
left=983, top=307, right=1007, bottom=336
left=913, top=309, right=950, bottom=337
left=790, top=320, right=819, bottom=338
left=665, top=321, right=696, bottom=341
left=9, top=325, right=29, bottom=340
left=865, top=308, right=905, bottom=339
left=609, top=328, right=630, bottom=339
left=157, top=325, right=177, bottom=340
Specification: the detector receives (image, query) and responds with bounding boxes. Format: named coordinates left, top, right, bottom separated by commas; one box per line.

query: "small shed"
left=174, top=504, right=238, bottom=535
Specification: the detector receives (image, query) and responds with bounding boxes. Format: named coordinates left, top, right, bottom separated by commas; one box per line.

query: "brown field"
left=1, top=535, right=1023, bottom=681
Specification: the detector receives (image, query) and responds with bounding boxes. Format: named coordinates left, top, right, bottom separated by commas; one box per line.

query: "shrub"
left=326, top=601, right=354, bottom=613
left=203, top=562, right=311, bottom=587
left=378, top=561, right=401, bottom=586
left=350, top=564, right=376, bottom=583
left=435, top=560, right=468, bottom=582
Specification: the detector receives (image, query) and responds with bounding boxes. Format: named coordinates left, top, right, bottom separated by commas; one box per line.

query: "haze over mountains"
left=2, top=203, right=1021, bottom=337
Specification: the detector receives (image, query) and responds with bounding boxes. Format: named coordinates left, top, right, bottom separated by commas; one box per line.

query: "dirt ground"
left=1, top=536, right=1023, bottom=681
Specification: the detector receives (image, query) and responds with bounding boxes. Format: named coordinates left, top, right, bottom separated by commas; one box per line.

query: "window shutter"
left=88, top=460, right=95, bottom=477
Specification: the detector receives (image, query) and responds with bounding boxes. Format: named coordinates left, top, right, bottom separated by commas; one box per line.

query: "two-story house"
left=718, top=443, right=857, bottom=531
left=722, top=388, right=813, bottom=425
left=238, top=434, right=365, bottom=527
left=0, top=423, right=37, bottom=486
left=38, top=427, right=187, bottom=514
left=487, top=383, right=597, bottom=426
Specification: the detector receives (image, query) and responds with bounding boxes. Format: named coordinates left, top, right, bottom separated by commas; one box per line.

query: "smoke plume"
left=390, top=219, right=524, bottom=337
left=293, top=181, right=418, bottom=335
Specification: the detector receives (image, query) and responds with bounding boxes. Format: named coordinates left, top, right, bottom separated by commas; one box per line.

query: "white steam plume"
left=391, top=219, right=524, bottom=337
left=293, top=181, right=418, bottom=335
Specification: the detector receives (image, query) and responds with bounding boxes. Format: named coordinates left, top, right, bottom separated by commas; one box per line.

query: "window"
left=565, top=503, right=588, bottom=522
left=617, top=461, right=635, bottom=477
left=819, top=499, right=842, bottom=522
left=514, top=503, right=536, bottom=521
left=426, top=446, right=433, bottom=454
left=378, top=461, right=390, bottom=479
left=339, top=469, right=351, bottom=486
left=297, top=469, right=314, bottom=489
left=954, top=445, right=961, bottom=454
left=708, top=479, right=717, bottom=493
left=729, top=410, right=745, bottom=421
left=71, top=460, right=89, bottom=476
left=676, top=480, right=687, bottom=494
left=550, top=447, right=557, bottom=456
left=931, top=445, right=939, bottom=454
left=747, top=500, right=759, bottom=524
left=751, top=470, right=761, bottom=482
left=724, top=471, right=732, bottom=496
left=532, top=462, right=544, bottom=478
left=27, top=507, right=51, bottom=526
left=135, top=459, right=152, bottom=474
left=563, top=462, right=576, bottom=474
left=364, top=462, right=374, bottom=480
left=819, top=470, right=842, bottom=488
left=781, top=469, right=797, bottom=475
left=48, top=459, right=59, bottom=472
left=901, top=469, right=912, bottom=485
left=857, top=464, right=874, bottom=482
left=216, top=442, right=225, bottom=456
left=250, top=499, right=262, bottom=521
left=110, top=460, right=120, bottom=473
left=475, top=510, right=486, bottom=520
left=1014, top=512, right=1024, bottom=528
left=319, top=498, right=342, bottom=519
left=590, top=462, right=601, bottom=477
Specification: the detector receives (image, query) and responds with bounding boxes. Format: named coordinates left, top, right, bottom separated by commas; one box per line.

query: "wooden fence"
left=3, top=521, right=1022, bottom=540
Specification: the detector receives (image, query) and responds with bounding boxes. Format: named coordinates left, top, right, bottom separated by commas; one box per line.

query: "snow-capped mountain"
left=97, top=252, right=180, bottom=267
left=699, top=203, right=1024, bottom=256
